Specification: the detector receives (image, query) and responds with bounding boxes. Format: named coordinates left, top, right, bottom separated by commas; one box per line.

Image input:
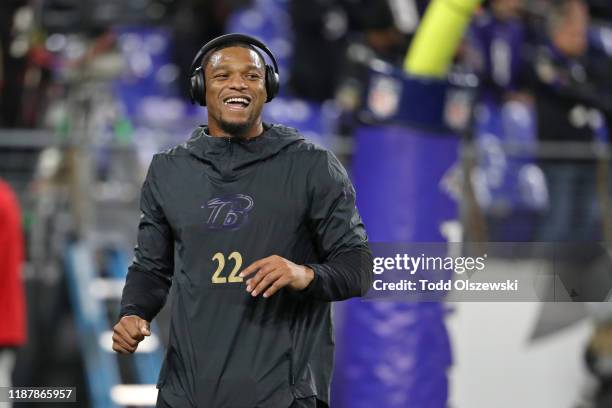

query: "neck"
left=207, top=119, right=264, bottom=140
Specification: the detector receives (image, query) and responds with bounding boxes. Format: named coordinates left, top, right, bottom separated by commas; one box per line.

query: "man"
left=466, top=0, right=528, bottom=104
left=527, top=5, right=612, bottom=405
left=529, top=0, right=612, bottom=242
left=113, top=33, right=373, bottom=408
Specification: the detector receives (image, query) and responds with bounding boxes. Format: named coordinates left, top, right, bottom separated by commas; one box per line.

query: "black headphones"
left=188, top=33, right=280, bottom=106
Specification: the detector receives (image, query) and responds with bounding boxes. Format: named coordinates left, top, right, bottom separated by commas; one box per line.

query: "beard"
left=218, top=119, right=252, bottom=140
left=218, top=107, right=262, bottom=140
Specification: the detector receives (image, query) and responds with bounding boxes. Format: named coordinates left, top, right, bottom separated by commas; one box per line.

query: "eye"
left=214, top=73, right=228, bottom=79
left=246, top=73, right=261, bottom=80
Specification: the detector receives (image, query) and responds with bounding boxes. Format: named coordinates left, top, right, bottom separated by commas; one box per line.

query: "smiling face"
left=550, top=0, right=589, bottom=58
left=204, top=46, right=267, bottom=139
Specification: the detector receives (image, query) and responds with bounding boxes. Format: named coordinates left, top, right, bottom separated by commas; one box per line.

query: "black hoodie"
left=119, top=123, right=373, bottom=408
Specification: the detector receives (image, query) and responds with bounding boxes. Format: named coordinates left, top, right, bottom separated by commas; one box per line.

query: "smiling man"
left=205, top=43, right=265, bottom=139
left=112, top=34, right=373, bottom=408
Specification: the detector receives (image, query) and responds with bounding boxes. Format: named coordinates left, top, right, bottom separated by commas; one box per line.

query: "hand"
left=112, top=315, right=151, bottom=354
left=239, top=255, right=314, bottom=298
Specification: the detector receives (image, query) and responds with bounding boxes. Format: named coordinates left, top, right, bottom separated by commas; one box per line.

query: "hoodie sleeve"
left=119, top=155, right=174, bottom=321
left=302, top=150, right=373, bottom=301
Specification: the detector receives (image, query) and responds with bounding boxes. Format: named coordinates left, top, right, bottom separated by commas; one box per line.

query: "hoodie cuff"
left=118, top=305, right=149, bottom=322
left=300, top=264, right=323, bottom=296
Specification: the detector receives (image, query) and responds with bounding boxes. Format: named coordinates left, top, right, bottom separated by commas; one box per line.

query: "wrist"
left=299, top=266, right=315, bottom=290
left=297, top=264, right=320, bottom=296
left=304, top=266, right=314, bottom=282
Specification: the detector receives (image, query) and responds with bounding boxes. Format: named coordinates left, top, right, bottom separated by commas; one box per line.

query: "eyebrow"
left=210, top=64, right=264, bottom=72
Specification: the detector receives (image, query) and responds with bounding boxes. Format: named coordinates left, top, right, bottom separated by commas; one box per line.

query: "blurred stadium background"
left=2, top=0, right=612, bottom=407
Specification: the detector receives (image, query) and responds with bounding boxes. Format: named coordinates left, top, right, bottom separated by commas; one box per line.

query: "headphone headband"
left=188, top=33, right=280, bottom=106
left=189, top=33, right=279, bottom=78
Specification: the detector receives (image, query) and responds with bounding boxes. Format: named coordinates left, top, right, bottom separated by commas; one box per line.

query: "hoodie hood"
left=185, top=123, right=305, bottom=181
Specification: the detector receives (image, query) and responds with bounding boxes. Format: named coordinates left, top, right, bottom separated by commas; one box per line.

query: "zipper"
left=288, top=350, right=295, bottom=385
left=223, top=137, right=233, bottom=179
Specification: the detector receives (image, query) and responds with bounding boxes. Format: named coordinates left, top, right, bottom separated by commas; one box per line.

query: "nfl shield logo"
left=367, top=75, right=401, bottom=120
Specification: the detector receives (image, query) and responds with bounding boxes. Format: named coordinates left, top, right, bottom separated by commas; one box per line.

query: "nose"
left=228, top=73, right=247, bottom=90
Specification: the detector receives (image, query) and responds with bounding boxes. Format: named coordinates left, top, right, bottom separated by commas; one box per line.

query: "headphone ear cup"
left=264, top=65, right=279, bottom=102
left=190, top=67, right=206, bottom=106
left=198, top=70, right=207, bottom=107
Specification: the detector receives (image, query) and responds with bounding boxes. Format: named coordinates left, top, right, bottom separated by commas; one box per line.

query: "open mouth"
left=223, top=96, right=251, bottom=109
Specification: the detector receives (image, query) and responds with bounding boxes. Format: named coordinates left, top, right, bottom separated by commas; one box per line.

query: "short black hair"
left=200, top=42, right=267, bottom=74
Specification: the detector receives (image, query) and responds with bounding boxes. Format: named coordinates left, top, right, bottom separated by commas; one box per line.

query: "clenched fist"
left=112, top=315, right=151, bottom=354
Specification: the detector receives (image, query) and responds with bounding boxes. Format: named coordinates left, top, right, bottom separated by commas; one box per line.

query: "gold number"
left=211, top=252, right=226, bottom=283
left=211, top=251, right=243, bottom=284
left=227, top=252, right=243, bottom=283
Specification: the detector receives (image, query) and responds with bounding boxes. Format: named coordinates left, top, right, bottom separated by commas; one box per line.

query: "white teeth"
left=224, top=97, right=249, bottom=105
